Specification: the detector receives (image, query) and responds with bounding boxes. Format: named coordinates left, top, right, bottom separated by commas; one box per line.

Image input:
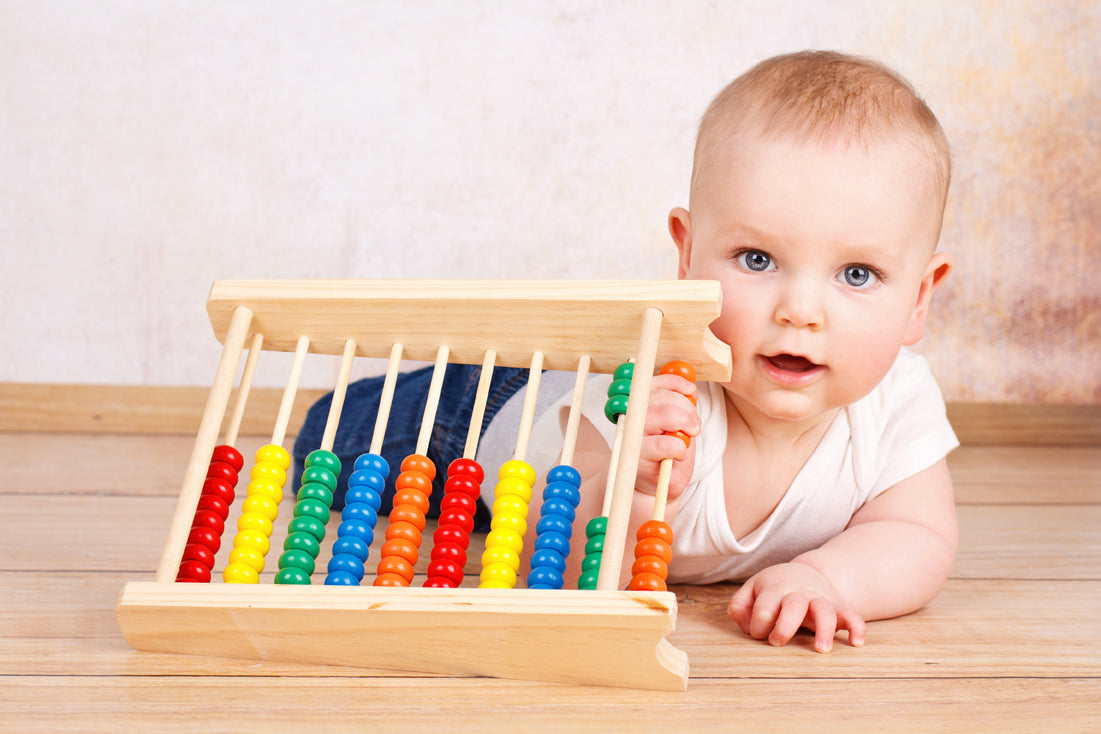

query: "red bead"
left=211, top=444, right=245, bottom=472
left=429, top=540, right=467, bottom=567
left=176, top=559, right=212, bottom=583
left=634, top=537, right=672, bottom=564
left=197, top=493, right=230, bottom=521
left=444, top=473, right=482, bottom=499
left=394, top=486, right=431, bottom=515
left=385, top=520, right=423, bottom=547
left=438, top=507, right=474, bottom=534
left=426, top=558, right=464, bottom=586
left=447, top=458, right=485, bottom=484
left=424, top=576, right=457, bottom=588
left=206, top=461, right=238, bottom=485
left=637, top=520, right=674, bottom=545
left=433, top=524, right=471, bottom=549
left=389, top=505, right=426, bottom=531
left=202, top=476, right=236, bottom=505
left=191, top=508, right=225, bottom=536
left=440, top=492, right=477, bottom=515
left=400, top=454, right=435, bottom=480
left=187, top=525, right=221, bottom=553
left=381, top=538, right=419, bottom=565
left=182, top=542, right=216, bottom=569
left=628, top=572, right=667, bottom=592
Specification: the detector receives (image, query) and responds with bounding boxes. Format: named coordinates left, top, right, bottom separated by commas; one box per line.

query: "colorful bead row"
left=424, top=458, right=483, bottom=587
left=526, top=465, right=582, bottom=589
left=324, top=453, right=389, bottom=585
left=374, top=454, right=435, bottom=586
left=479, top=459, right=537, bottom=588
left=222, top=444, right=290, bottom=583
left=177, top=444, right=243, bottom=582
left=270, top=450, right=340, bottom=584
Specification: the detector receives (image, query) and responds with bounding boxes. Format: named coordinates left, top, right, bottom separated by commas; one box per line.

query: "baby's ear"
left=903, top=252, right=953, bottom=345
left=669, top=208, right=693, bottom=280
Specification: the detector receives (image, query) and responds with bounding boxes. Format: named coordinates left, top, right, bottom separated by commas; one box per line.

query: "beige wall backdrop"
left=1, top=1, right=1098, bottom=402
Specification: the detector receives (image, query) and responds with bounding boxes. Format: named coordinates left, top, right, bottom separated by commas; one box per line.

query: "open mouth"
left=758, top=353, right=825, bottom=386
left=765, top=354, right=820, bottom=373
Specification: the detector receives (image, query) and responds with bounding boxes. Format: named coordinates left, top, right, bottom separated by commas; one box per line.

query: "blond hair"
left=691, top=51, right=951, bottom=216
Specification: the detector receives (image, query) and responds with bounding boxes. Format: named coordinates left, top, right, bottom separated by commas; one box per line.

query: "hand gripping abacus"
left=116, top=279, right=730, bottom=690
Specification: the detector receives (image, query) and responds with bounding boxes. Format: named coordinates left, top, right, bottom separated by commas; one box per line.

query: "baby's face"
left=673, top=133, right=944, bottom=424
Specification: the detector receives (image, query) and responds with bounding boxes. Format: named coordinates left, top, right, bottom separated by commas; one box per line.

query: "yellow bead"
left=479, top=562, right=517, bottom=588
left=229, top=546, right=266, bottom=573
left=490, top=512, right=527, bottom=537
left=482, top=546, right=520, bottom=572
left=242, top=494, right=280, bottom=522
left=250, top=462, right=287, bottom=486
left=492, top=495, right=527, bottom=519
left=255, top=444, right=291, bottom=471
left=237, top=511, right=274, bottom=536
left=233, top=529, right=271, bottom=555
left=498, top=459, right=536, bottom=486
left=485, top=528, right=523, bottom=554
left=246, top=478, right=284, bottom=505
left=223, top=561, right=260, bottom=584
left=494, top=476, right=533, bottom=504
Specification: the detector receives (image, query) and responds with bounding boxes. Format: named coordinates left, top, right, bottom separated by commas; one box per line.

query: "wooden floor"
left=2, top=399, right=1100, bottom=732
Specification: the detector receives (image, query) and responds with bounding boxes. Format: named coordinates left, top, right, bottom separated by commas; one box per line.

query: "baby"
left=295, top=50, right=958, bottom=653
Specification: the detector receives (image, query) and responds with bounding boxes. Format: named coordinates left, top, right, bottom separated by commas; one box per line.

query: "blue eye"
left=842, top=265, right=879, bottom=288
left=737, top=250, right=773, bottom=272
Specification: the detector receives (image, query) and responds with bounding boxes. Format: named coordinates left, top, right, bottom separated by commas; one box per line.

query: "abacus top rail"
left=206, top=279, right=732, bottom=381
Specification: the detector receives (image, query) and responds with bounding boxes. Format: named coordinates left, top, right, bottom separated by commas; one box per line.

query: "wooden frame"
left=116, top=279, right=731, bottom=690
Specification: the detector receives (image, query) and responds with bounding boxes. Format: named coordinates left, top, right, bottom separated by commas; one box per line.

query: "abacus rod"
left=462, top=349, right=497, bottom=460
left=512, top=350, right=545, bottom=462
left=368, top=343, right=404, bottom=456
left=601, top=419, right=626, bottom=518
left=223, top=332, right=264, bottom=448
left=557, top=354, right=591, bottom=468
left=270, top=335, right=310, bottom=448
left=415, top=345, right=451, bottom=457
left=155, top=304, right=253, bottom=582
left=652, top=459, right=673, bottom=521
left=597, top=307, right=663, bottom=591
left=319, top=338, right=358, bottom=452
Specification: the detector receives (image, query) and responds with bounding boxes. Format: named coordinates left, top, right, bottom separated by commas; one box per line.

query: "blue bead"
left=526, top=566, right=564, bottom=589
left=331, top=535, right=370, bottom=561
left=536, top=513, right=572, bottom=538
left=531, top=547, right=567, bottom=573
left=337, top=519, right=375, bottom=546
left=353, top=452, right=390, bottom=478
left=543, top=481, right=581, bottom=508
left=345, top=485, right=382, bottom=510
left=348, top=469, right=386, bottom=496
left=325, top=570, right=360, bottom=586
left=341, top=502, right=379, bottom=527
left=327, top=553, right=366, bottom=580
left=546, top=464, right=582, bottom=488
left=534, top=530, right=570, bottom=556
left=541, top=497, right=576, bottom=522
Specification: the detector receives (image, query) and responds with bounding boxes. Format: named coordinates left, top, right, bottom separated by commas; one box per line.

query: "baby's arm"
left=728, top=459, right=958, bottom=651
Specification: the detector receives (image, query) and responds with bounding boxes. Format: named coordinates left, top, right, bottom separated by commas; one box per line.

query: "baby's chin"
left=723, top=384, right=843, bottom=426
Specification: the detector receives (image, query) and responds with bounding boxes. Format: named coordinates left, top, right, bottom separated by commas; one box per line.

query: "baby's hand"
left=727, top=563, right=866, bottom=652
left=634, top=373, right=700, bottom=499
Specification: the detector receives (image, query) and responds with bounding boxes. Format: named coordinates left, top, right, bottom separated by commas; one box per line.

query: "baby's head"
left=690, top=50, right=951, bottom=245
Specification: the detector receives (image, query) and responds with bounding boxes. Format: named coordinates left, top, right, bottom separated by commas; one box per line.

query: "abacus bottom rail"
left=115, top=582, right=688, bottom=691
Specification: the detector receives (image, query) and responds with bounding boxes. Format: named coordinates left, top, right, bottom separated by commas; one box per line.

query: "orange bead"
left=374, top=572, right=410, bottom=587
left=637, top=520, right=674, bottom=545
left=375, top=557, right=415, bottom=584
left=660, top=360, right=696, bottom=381
left=631, top=554, right=669, bottom=579
left=389, top=504, right=426, bottom=531
left=634, top=536, right=672, bottom=564
left=400, top=454, right=436, bottom=480
left=394, top=487, right=431, bottom=515
left=385, top=520, right=423, bottom=546
left=381, top=537, right=419, bottom=564
left=395, top=470, right=433, bottom=496
left=629, top=572, right=667, bottom=592
left=668, top=429, right=692, bottom=448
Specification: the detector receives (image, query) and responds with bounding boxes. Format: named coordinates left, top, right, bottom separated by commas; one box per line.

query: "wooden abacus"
left=116, top=279, right=730, bottom=690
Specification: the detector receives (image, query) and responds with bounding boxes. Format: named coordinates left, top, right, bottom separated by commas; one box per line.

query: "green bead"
left=294, top=497, right=331, bottom=525
left=604, top=394, right=629, bottom=423
left=585, top=516, right=608, bottom=537
left=279, top=548, right=316, bottom=575
left=585, top=534, right=605, bottom=556
left=288, top=515, right=327, bottom=542
left=578, top=571, right=600, bottom=590
left=302, top=465, right=338, bottom=492
left=613, top=362, right=634, bottom=381
left=305, top=449, right=341, bottom=474
left=274, top=567, right=312, bottom=585
left=284, top=530, right=321, bottom=558
left=581, top=552, right=602, bottom=573
left=607, top=377, right=632, bottom=397
left=298, top=481, right=334, bottom=507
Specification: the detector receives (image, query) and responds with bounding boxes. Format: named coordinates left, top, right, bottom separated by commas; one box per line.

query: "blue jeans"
left=292, top=364, right=529, bottom=531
